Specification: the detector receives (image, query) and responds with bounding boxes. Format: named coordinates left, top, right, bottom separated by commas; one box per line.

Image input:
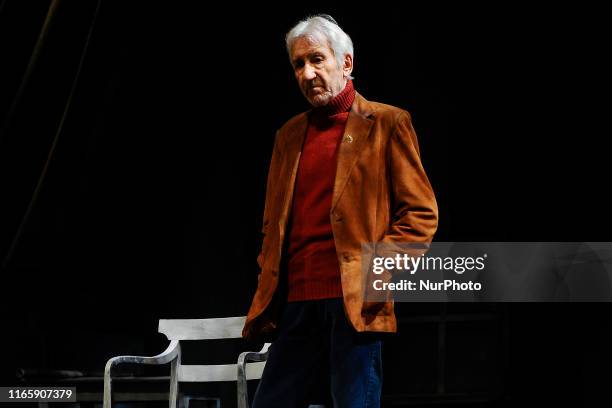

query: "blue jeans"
left=251, top=298, right=383, bottom=408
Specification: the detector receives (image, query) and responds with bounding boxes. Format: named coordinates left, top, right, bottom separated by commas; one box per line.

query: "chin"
left=309, top=93, right=333, bottom=107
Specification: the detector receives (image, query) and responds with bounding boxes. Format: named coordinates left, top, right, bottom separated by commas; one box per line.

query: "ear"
left=343, top=54, right=353, bottom=78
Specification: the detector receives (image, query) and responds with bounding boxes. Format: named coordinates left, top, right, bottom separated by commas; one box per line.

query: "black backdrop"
left=0, top=0, right=610, bottom=406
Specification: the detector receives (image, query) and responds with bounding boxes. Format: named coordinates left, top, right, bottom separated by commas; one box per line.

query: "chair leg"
left=103, top=359, right=114, bottom=408
left=169, top=343, right=182, bottom=408
left=103, top=376, right=112, bottom=408
left=237, top=372, right=248, bottom=408
left=169, top=357, right=179, bottom=408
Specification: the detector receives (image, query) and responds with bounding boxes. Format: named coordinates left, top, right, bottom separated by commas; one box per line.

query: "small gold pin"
left=344, top=134, right=353, bottom=143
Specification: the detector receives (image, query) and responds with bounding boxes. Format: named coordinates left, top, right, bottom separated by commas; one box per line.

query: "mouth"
left=309, top=85, right=324, bottom=94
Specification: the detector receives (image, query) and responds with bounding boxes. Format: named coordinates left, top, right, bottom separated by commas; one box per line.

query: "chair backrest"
left=159, top=317, right=246, bottom=340
left=158, top=317, right=266, bottom=383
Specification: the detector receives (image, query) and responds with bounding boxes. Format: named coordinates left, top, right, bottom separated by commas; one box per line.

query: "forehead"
left=290, top=36, right=334, bottom=60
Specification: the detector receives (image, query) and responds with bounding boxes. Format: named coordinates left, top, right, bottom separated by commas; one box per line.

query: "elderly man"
left=243, top=14, right=438, bottom=408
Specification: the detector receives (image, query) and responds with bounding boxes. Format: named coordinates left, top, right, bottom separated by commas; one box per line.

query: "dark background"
left=0, top=0, right=610, bottom=406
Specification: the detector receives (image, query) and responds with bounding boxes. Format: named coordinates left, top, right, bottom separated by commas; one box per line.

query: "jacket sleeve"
left=379, top=111, right=438, bottom=255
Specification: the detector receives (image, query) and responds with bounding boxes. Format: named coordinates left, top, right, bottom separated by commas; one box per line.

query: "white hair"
left=285, top=14, right=354, bottom=79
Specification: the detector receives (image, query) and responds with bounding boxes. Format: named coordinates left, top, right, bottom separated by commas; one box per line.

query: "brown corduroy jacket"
left=242, top=92, right=438, bottom=340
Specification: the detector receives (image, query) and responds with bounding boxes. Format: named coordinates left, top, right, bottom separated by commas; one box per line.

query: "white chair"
left=103, top=316, right=270, bottom=408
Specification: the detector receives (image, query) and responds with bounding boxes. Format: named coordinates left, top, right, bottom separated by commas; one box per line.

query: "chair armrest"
left=237, top=343, right=271, bottom=408
left=238, top=342, right=271, bottom=366
left=105, top=340, right=180, bottom=372
left=104, top=340, right=179, bottom=408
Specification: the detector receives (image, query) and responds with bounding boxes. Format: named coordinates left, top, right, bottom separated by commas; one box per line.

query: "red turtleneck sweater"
left=286, top=80, right=355, bottom=302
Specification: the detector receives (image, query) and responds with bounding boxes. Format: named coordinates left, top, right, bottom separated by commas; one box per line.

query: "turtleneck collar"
left=311, top=79, right=355, bottom=118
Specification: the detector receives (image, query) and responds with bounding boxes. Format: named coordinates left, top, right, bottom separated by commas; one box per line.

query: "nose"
left=303, top=63, right=316, bottom=81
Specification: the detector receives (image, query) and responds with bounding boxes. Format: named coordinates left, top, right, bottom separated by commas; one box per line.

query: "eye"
left=293, top=60, right=305, bottom=69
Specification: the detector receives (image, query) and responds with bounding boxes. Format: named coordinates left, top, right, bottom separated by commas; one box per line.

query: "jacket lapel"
left=331, top=92, right=375, bottom=211
left=278, top=113, right=308, bottom=233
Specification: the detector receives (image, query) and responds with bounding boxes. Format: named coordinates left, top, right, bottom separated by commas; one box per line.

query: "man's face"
left=290, top=37, right=351, bottom=107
